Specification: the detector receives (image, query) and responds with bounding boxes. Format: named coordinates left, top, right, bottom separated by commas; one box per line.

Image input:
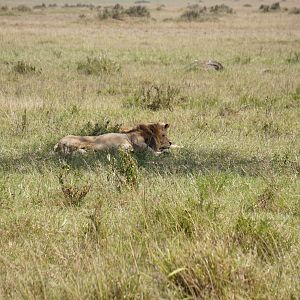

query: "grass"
left=126, top=82, right=187, bottom=111
left=0, top=0, right=299, bottom=298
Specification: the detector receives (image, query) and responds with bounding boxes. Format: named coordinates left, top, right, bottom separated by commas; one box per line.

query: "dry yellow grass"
left=0, top=0, right=300, bottom=298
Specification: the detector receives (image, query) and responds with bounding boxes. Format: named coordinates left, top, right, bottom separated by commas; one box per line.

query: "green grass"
left=0, top=0, right=300, bottom=298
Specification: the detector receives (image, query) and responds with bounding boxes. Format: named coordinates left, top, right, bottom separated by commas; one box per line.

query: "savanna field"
left=0, top=0, right=300, bottom=298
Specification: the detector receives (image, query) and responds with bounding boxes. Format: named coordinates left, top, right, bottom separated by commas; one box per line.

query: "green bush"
left=233, top=215, right=292, bottom=261
left=180, top=6, right=208, bottom=21
left=180, top=4, right=233, bottom=22
left=98, top=4, right=150, bottom=20
left=209, top=4, right=233, bottom=14
left=289, top=7, right=300, bottom=14
left=108, top=149, right=139, bottom=190
left=58, top=167, right=91, bottom=207
left=125, top=5, right=150, bottom=17
left=78, top=119, right=122, bottom=136
left=98, top=4, right=124, bottom=20
left=12, top=5, right=32, bottom=12
left=126, top=83, right=186, bottom=111
left=13, top=60, right=39, bottom=74
left=77, top=55, right=121, bottom=75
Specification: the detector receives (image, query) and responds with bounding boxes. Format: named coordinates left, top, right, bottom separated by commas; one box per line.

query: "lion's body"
left=54, top=122, right=172, bottom=155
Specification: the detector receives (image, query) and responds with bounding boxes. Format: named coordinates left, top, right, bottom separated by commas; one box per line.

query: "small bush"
left=13, top=61, right=39, bottom=74
left=210, top=4, right=233, bottom=14
left=180, top=4, right=232, bottom=21
left=78, top=119, right=122, bottom=136
left=134, top=0, right=150, bottom=3
left=98, top=4, right=150, bottom=20
left=233, top=55, right=251, bottom=65
left=12, top=5, right=32, bottom=12
left=255, top=184, right=279, bottom=210
left=58, top=167, right=91, bottom=207
left=85, top=202, right=108, bottom=244
left=98, top=4, right=124, bottom=20
left=1, top=5, right=8, bottom=11
left=107, top=149, right=139, bottom=190
left=126, top=83, right=187, bottom=111
left=270, top=2, right=280, bottom=10
left=259, top=3, right=281, bottom=12
left=155, top=241, right=265, bottom=299
left=233, top=215, right=291, bottom=261
left=156, top=4, right=165, bottom=11
left=180, top=6, right=207, bottom=21
left=259, top=5, right=269, bottom=12
left=77, top=55, right=121, bottom=75
left=286, top=52, right=300, bottom=64
left=33, top=3, right=46, bottom=9
left=289, top=7, right=300, bottom=14
left=125, top=5, right=150, bottom=17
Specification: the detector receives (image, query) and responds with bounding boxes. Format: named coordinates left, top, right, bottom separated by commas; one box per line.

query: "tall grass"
left=0, top=1, right=299, bottom=298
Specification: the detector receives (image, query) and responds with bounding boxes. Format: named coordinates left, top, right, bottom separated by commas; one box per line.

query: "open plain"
left=0, top=0, right=300, bottom=298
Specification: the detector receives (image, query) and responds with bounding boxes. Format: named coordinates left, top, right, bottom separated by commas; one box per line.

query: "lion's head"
left=122, top=122, right=172, bottom=152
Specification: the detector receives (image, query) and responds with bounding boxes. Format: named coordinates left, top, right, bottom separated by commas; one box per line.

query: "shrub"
left=259, top=5, right=269, bottom=12
left=233, top=55, right=251, bottom=65
left=107, top=149, right=139, bottom=190
left=13, top=60, right=39, bottom=74
left=98, top=4, right=124, bottom=20
left=78, top=119, right=122, bottom=136
left=77, top=55, right=121, bottom=75
left=126, top=83, right=187, bottom=111
left=180, top=4, right=233, bottom=21
left=1, top=5, right=8, bottom=11
left=156, top=4, right=165, bottom=11
left=58, top=167, right=91, bottom=207
left=180, top=6, right=207, bottom=21
left=98, top=4, right=150, bottom=20
left=33, top=4, right=46, bottom=9
left=125, top=5, right=150, bottom=17
left=210, top=4, right=233, bottom=14
left=134, top=0, right=150, bottom=3
left=12, top=5, right=32, bottom=12
left=233, top=215, right=291, bottom=261
left=84, top=202, right=108, bottom=244
left=259, top=3, right=281, bottom=12
left=155, top=240, right=266, bottom=299
left=286, top=52, right=300, bottom=64
left=289, top=7, right=300, bottom=14
left=270, top=2, right=280, bottom=10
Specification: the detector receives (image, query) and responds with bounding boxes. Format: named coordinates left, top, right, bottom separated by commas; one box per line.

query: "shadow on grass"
left=0, top=143, right=297, bottom=177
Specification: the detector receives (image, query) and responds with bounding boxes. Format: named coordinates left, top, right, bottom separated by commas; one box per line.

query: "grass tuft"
left=107, top=149, right=139, bottom=190
left=126, top=83, right=187, bottom=111
left=77, top=55, right=121, bottom=75
left=233, top=215, right=291, bottom=261
left=58, top=166, right=91, bottom=207
left=78, top=119, right=122, bottom=136
left=13, top=60, right=39, bottom=74
left=98, top=4, right=150, bottom=20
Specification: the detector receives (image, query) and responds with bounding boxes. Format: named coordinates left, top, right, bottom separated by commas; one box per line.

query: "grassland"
left=0, top=0, right=300, bottom=298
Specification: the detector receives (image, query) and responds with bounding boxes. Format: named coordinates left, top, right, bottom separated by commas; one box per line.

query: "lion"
left=54, top=122, right=173, bottom=155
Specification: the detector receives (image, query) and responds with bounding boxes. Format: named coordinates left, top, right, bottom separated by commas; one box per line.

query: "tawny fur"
left=54, top=122, right=172, bottom=155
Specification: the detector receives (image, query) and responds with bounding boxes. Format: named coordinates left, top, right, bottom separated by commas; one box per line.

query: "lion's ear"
left=164, top=123, right=170, bottom=129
